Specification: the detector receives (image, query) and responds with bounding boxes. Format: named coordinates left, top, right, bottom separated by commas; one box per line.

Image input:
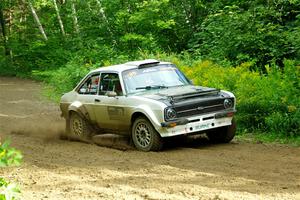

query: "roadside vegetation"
left=0, top=140, right=22, bottom=200
left=0, top=0, right=299, bottom=143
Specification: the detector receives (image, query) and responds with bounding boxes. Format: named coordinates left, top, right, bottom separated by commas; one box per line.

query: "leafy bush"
left=178, top=59, right=300, bottom=137
left=0, top=141, right=22, bottom=167
left=0, top=58, right=16, bottom=76
left=0, top=140, right=22, bottom=200
left=0, top=178, right=20, bottom=200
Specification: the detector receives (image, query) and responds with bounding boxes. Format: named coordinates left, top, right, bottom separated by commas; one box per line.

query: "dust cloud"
left=10, top=119, right=65, bottom=142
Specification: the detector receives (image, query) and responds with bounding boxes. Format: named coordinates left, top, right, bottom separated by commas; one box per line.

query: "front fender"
left=132, top=104, right=164, bottom=131
left=68, top=101, right=91, bottom=121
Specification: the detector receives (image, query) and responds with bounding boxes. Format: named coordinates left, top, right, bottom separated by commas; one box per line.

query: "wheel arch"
left=67, top=101, right=91, bottom=121
left=130, top=110, right=162, bottom=136
left=131, top=112, right=148, bottom=124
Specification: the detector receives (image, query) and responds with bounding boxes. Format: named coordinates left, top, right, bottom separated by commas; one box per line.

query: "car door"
left=76, top=72, right=100, bottom=123
left=93, top=72, right=130, bottom=132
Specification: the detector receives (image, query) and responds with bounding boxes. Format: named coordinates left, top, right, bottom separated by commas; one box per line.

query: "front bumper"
left=158, top=110, right=235, bottom=137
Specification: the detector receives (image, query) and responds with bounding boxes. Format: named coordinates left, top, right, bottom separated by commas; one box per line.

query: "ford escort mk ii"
left=60, top=60, right=236, bottom=151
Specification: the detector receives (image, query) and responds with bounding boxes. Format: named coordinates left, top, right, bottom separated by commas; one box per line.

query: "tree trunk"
left=95, top=0, right=115, bottom=43
left=19, top=0, right=26, bottom=23
left=71, top=0, right=79, bottom=33
left=8, top=0, right=12, bottom=34
left=0, top=2, right=10, bottom=56
left=95, top=0, right=109, bottom=25
left=8, top=0, right=13, bottom=58
left=53, top=0, right=65, bottom=36
left=23, top=0, right=48, bottom=41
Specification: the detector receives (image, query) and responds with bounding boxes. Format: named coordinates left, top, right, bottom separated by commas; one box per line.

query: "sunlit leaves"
left=0, top=178, right=21, bottom=200
left=0, top=140, right=22, bottom=200
left=0, top=141, right=22, bottom=167
left=178, top=59, right=300, bottom=136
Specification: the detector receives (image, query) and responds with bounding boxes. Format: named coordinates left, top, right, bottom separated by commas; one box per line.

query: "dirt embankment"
left=0, top=77, right=300, bottom=200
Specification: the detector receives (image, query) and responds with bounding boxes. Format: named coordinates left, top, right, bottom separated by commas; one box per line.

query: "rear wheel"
left=132, top=117, right=163, bottom=151
left=68, top=112, right=93, bottom=141
left=207, top=119, right=236, bottom=143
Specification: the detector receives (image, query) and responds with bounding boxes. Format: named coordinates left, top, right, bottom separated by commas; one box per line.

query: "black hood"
left=139, top=85, right=228, bottom=105
left=135, top=85, right=234, bottom=119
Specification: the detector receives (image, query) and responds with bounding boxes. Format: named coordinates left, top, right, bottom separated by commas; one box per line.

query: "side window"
left=78, top=74, right=100, bottom=95
left=99, top=73, right=123, bottom=96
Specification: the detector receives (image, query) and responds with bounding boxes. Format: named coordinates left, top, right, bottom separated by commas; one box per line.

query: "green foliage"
left=0, top=178, right=20, bottom=200
left=179, top=59, right=300, bottom=137
left=2, top=0, right=300, bottom=73
left=0, top=140, right=22, bottom=167
left=0, top=57, right=15, bottom=76
left=0, top=140, right=22, bottom=200
left=188, top=1, right=300, bottom=68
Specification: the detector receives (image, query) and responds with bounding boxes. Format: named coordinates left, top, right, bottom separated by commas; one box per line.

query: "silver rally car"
left=60, top=59, right=236, bottom=151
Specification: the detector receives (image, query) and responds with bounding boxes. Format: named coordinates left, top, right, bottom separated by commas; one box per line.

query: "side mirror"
left=106, top=91, right=117, bottom=97
left=79, top=88, right=87, bottom=94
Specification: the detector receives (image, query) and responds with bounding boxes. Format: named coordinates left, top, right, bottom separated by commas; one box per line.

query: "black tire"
left=207, top=119, right=236, bottom=143
left=68, top=112, right=93, bottom=141
left=131, top=117, right=163, bottom=151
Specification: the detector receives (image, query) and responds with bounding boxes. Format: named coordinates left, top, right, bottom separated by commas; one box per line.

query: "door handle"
left=95, top=99, right=101, bottom=102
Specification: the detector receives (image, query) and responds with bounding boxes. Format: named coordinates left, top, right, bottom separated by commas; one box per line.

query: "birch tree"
left=0, top=2, right=9, bottom=56
left=71, top=0, right=79, bottom=33
left=23, top=0, right=48, bottom=41
left=0, top=2, right=7, bottom=54
left=95, top=0, right=110, bottom=30
left=53, top=0, right=65, bottom=36
left=8, top=0, right=12, bottom=34
left=95, top=0, right=115, bottom=43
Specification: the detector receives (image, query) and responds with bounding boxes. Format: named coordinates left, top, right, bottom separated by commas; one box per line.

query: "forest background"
left=0, top=0, right=299, bottom=143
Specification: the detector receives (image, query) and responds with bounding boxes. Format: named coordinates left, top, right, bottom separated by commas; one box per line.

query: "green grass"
left=236, top=132, right=300, bottom=146
left=40, top=85, right=62, bottom=104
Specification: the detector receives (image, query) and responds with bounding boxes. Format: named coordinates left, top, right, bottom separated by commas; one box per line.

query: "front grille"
left=174, top=98, right=233, bottom=118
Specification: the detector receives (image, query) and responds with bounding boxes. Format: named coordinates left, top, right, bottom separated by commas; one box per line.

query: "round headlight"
left=224, top=99, right=233, bottom=109
left=166, top=108, right=176, bottom=119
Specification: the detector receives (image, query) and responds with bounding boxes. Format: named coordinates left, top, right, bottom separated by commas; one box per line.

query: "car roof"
left=90, top=59, right=172, bottom=74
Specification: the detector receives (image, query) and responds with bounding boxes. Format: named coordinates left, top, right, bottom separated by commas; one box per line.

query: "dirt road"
left=0, top=77, right=299, bottom=200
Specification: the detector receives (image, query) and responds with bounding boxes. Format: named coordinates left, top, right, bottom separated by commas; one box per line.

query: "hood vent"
left=166, top=89, right=219, bottom=104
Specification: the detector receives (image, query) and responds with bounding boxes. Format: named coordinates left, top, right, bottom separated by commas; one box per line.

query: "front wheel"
left=131, top=117, right=163, bottom=151
left=206, top=119, right=236, bottom=143
left=68, top=112, right=93, bottom=141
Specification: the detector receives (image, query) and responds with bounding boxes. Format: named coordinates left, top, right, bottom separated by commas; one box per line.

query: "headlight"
left=165, top=107, right=177, bottom=120
left=224, top=99, right=233, bottom=109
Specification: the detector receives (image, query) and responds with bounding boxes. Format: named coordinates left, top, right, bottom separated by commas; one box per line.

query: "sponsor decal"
left=195, top=124, right=210, bottom=130
left=107, top=106, right=124, bottom=120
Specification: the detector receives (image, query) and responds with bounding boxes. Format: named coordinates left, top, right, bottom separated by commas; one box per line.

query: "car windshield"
left=122, top=65, right=190, bottom=94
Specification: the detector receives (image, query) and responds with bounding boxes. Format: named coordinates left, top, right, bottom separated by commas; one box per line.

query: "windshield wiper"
left=136, top=85, right=168, bottom=90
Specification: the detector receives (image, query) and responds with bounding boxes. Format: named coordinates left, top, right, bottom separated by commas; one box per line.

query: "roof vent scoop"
left=125, top=59, right=160, bottom=69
